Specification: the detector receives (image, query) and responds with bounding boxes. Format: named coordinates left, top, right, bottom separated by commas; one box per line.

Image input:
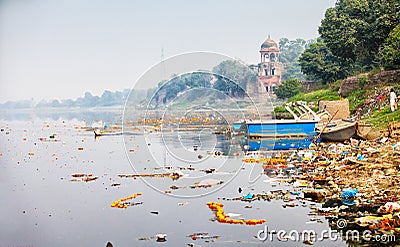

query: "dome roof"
left=261, top=37, right=278, bottom=49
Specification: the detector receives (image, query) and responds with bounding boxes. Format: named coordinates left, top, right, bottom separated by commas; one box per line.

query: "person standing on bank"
left=390, top=88, right=398, bottom=112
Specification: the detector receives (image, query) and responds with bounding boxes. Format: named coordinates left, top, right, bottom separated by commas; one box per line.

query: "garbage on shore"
left=247, top=134, right=400, bottom=241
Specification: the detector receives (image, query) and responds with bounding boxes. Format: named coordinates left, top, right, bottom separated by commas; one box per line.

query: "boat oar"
left=313, top=109, right=339, bottom=143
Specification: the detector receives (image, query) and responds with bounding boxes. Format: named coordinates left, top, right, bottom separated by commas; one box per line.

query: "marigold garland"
left=111, top=192, right=142, bottom=209
left=207, top=202, right=266, bottom=225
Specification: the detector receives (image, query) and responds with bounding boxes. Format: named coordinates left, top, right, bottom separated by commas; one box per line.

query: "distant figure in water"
left=106, top=242, right=113, bottom=247
left=238, top=187, right=242, bottom=193
left=390, top=88, right=398, bottom=112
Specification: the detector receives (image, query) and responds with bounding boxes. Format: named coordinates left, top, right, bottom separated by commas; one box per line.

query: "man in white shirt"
left=390, top=88, right=398, bottom=112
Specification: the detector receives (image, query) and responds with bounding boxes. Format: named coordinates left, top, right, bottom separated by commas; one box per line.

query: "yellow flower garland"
left=111, top=192, right=142, bottom=209
left=207, top=202, right=266, bottom=225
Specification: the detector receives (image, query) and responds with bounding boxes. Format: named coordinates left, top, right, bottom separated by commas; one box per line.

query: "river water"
left=0, top=109, right=348, bottom=246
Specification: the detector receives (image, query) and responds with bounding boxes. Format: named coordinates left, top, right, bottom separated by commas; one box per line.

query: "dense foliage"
left=278, top=38, right=315, bottom=81
left=156, top=72, right=213, bottom=104
left=318, top=0, right=400, bottom=74
left=299, top=0, right=400, bottom=83
left=274, top=78, right=302, bottom=99
left=298, top=40, right=345, bottom=83
left=212, top=60, right=257, bottom=94
left=153, top=60, right=257, bottom=105
left=379, top=25, right=400, bottom=70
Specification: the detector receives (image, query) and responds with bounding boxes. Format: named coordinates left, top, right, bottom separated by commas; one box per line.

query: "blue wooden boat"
left=239, top=119, right=319, bottom=151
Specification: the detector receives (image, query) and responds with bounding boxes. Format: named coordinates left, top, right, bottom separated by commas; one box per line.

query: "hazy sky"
left=0, top=0, right=336, bottom=103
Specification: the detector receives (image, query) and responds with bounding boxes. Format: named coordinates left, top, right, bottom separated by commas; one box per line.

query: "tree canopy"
left=274, top=78, right=302, bottom=100
left=318, top=0, right=400, bottom=73
left=278, top=38, right=315, bottom=81
left=298, top=40, right=345, bottom=83
left=298, top=0, right=400, bottom=83
left=151, top=60, right=257, bottom=105
left=212, top=60, right=257, bottom=93
left=379, top=24, right=400, bottom=70
left=155, top=72, right=213, bottom=104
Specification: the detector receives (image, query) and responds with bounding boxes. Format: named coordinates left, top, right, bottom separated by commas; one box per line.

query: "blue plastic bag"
left=341, top=189, right=358, bottom=199
left=340, top=189, right=358, bottom=206
left=243, top=193, right=253, bottom=199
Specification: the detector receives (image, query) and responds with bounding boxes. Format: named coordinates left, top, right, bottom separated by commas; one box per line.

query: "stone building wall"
left=340, top=70, right=400, bottom=97
left=319, top=99, right=350, bottom=120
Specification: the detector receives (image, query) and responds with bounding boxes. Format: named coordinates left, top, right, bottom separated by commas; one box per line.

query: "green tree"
left=319, top=0, right=400, bottom=73
left=183, top=72, right=212, bottom=89
left=153, top=72, right=214, bottom=104
left=279, top=38, right=316, bottom=81
left=51, top=99, right=61, bottom=107
left=299, top=41, right=345, bottom=83
left=380, top=24, right=400, bottom=70
left=212, top=60, right=257, bottom=96
left=212, top=76, right=246, bottom=98
left=274, top=78, right=302, bottom=99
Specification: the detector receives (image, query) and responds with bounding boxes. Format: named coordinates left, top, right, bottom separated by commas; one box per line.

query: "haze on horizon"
left=0, top=0, right=336, bottom=103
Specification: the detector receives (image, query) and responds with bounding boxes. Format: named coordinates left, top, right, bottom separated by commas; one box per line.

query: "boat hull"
left=247, top=137, right=315, bottom=151
left=318, top=122, right=356, bottom=142
left=239, top=120, right=318, bottom=151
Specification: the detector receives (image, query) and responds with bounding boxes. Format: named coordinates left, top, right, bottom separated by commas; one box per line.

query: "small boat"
left=94, top=129, right=123, bottom=137
left=236, top=101, right=320, bottom=151
left=316, top=120, right=356, bottom=142
left=356, top=122, right=382, bottom=140
left=239, top=119, right=319, bottom=150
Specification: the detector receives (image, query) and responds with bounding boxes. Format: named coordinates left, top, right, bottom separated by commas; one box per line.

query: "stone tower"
left=257, top=36, right=284, bottom=93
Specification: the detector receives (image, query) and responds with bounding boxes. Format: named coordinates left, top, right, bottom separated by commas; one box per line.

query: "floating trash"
left=110, top=192, right=143, bottom=209
left=118, top=170, right=184, bottom=180
left=207, top=202, right=266, bottom=225
left=187, top=232, right=219, bottom=240
left=191, top=179, right=223, bottom=189
left=70, top=174, right=98, bottom=182
left=155, top=233, right=167, bottom=242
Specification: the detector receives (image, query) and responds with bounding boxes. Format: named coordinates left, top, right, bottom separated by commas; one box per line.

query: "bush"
left=328, top=80, right=342, bottom=92
left=275, top=79, right=302, bottom=99
left=273, top=105, right=287, bottom=114
left=358, top=75, right=370, bottom=87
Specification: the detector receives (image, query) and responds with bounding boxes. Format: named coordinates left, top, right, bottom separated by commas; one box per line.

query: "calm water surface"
left=0, top=110, right=347, bottom=246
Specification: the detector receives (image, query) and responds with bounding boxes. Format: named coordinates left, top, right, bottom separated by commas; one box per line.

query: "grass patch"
left=273, top=105, right=287, bottom=113
left=288, top=89, right=340, bottom=104
left=363, top=106, right=400, bottom=127
left=328, top=80, right=342, bottom=92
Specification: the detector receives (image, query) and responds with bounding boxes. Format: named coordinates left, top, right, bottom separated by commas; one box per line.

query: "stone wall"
left=340, top=70, right=400, bottom=97
left=319, top=99, right=350, bottom=120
